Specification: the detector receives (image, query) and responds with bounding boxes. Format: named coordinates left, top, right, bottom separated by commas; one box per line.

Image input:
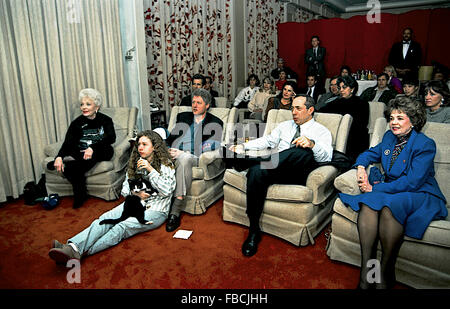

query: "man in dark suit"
left=166, top=88, right=223, bottom=231
left=300, top=74, right=325, bottom=104
left=305, top=35, right=326, bottom=84
left=360, top=73, right=397, bottom=105
left=205, top=76, right=219, bottom=98
left=388, top=27, right=422, bottom=79
left=180, top=74, right=216, bottom=107
left=271, top=58, right=298, bottom=80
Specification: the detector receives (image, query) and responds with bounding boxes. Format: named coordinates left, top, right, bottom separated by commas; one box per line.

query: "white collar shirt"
left=243, top=118, right=333, bottom=162
left=402, top=41, right=410, bottom=59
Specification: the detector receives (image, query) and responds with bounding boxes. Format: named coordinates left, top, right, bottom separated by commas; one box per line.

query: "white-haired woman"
left=47, top=88, right=116, bottom=208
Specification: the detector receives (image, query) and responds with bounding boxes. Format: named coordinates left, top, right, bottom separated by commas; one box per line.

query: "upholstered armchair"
left=327, top=118, right=450, bottom=288
left=367, top=101, right=386, bottom=140
left=42, top=107, right=138, bottom=201
left=222, top=109, right=353, bottom=246
left=167, top=106, right=239, bottom=215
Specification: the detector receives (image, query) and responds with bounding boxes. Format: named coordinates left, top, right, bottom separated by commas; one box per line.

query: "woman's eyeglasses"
left=337, top=85, right=349, bottom=90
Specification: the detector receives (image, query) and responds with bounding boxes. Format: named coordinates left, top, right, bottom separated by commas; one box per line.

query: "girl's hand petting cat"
left=133, top=190, right=150, bottom=200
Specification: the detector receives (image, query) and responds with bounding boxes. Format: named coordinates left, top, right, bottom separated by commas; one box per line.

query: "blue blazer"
left=355, top=129, right=446, bottom=203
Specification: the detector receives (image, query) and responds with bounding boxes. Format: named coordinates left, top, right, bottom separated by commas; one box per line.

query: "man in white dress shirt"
left=227, top=95, right=333, bottom=256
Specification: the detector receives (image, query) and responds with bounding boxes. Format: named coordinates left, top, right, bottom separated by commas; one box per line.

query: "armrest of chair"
left=333, top=168, right=360, bottom=195
left=44, top=141, right=63, bottom=157
left=197, top=149, right=225, bottom=180
left=111, top=136, right=132, bottom=170
left=306, top=165, right=339, bottom=204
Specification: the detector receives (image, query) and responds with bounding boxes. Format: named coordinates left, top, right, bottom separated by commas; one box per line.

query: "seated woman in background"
left=339, top=96, right=447, bottom=289
left=47, top=88, right=116, bottom=209
left=247, top=76, right=277, bottom=121
left=264, top=80, right=298, bottom=121
left=384, top=65, right=403, bottom=94
left=48, top=130, right=176, bottom=265
left=233, top=74, right=260, bottom=109
left=340, top=65, right=352, bottom=77
left=319, top=75, right=369, bottom=161
left=424, top=80, right=450, bottom=124
left=401, top=76, right=421, bottom=101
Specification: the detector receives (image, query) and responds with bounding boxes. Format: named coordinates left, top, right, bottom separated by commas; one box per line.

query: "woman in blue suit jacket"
left=339, top=96, right=447, bottom=289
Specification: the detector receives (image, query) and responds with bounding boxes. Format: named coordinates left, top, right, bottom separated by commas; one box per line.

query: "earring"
left=441, top=98, right=445, bottom=105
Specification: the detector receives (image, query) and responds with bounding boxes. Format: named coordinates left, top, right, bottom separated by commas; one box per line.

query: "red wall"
left=277, top=8, right=450, bottom=86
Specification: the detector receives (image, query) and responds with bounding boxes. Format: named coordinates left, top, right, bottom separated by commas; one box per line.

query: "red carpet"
left=0, top=195, right=408, bottom=290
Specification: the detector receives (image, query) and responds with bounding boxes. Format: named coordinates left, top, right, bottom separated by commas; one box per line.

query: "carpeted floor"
left=0, top=195, right=408, bottom=290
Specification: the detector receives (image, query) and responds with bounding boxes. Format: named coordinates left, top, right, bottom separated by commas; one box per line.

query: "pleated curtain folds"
left=0, top=0, right=127, bottom=202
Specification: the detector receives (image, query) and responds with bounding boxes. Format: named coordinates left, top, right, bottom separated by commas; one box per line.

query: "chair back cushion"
left=368, top=101, right=386, bottom=135
left=264, top=109, right=352, bottom=152
left=418, top=122, right=450, bottom=210
left=215, top=97, right=228, bottom=108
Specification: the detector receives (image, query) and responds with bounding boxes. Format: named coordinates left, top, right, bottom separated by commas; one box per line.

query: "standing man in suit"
left=305, top=35, right=326, bottom=85
left=166, top=88, right=223, bottom=231
left=388, top=27, right=422, bottom=79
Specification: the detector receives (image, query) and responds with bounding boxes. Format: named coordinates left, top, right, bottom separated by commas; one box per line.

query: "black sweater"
left=319, top=95, right=369, bottom=161
left=57, top=112, right=116, bottom=158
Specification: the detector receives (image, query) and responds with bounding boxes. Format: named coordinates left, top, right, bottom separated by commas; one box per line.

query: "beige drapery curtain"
left=0, top=0, right=127, bottom=202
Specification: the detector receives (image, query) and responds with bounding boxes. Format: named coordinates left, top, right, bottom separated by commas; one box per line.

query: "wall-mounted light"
left=125, top=47, right=135, bottom=61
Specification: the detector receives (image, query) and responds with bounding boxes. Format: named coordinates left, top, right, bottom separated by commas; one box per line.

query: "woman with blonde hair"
left=48, top=130, right=176, bottom=265
left=384, top=65, right=403, bottom=93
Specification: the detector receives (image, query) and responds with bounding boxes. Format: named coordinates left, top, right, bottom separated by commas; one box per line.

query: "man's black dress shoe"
left=241, top=231, right=261, bottom=257
left=166, top=214, right=181, bottom=232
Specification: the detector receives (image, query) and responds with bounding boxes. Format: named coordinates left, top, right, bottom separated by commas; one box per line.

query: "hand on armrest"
left=334, top=168, right=360, bottom=195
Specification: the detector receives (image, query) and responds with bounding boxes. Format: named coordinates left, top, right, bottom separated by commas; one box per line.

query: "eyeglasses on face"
left=336, top=85, right=349, bottom=90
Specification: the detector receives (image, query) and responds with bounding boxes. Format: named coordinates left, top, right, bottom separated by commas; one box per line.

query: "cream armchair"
left=327, top=118, right=450, bottom=288
left=222, top=109, right=353, bottom=246
left=42, top=107, right=138, bottom=201
left=167, top=106, right=239, bottom=215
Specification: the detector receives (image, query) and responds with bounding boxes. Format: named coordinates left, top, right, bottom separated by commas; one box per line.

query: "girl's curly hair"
left=127, top=130, right=174, bottom=179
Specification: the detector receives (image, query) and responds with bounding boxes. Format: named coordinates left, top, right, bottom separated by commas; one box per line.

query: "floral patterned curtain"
left=144, top=0, right=233, bottom=110
left=245, top=0, right=284, bottom=81
left=245, top=0, right=315, bottom=81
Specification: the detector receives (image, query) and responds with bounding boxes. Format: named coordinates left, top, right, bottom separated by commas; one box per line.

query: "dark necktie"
left=307, top=88, right=312, bottom=96
left=314, top=48, right=317, bottom=57
left=291, top=125, right=301, bottom=147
